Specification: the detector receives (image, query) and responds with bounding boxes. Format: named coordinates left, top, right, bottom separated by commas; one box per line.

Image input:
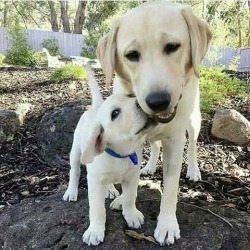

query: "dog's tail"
left=84, top=64, right=103, bottom=109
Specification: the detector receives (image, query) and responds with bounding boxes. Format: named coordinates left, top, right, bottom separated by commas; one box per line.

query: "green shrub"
left=6, top=49, right=42, bottom=67
left=81, top=32, right=98, bottom=59
left=51, top=63, right=86, bottom=82
left=0, top=54, right=5, bottom=66
left=41, top=37, right=61, bottom=56
left=200, top=66, right=247, bottom=113
left=5, top=18, right=42, bottom=66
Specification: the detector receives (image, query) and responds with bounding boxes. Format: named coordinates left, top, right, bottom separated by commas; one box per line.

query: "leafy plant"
left=81, top=1, right=133, bottom=59
left=5, top=18, right=42, bottom=66
left=80, top=33, right=98, bottom=59
left=199, top=66, right=247, bottom=113
left=0, top=54, right=5, bottom=66
left=228, top=55, right=240, bottom=71
left=41, top=37, right=61, bottom=56
left=51, top=63, right=86, bottom=82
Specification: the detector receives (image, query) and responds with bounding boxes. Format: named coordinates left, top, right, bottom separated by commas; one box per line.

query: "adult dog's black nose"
left=145, top=91, right=171, bottom=112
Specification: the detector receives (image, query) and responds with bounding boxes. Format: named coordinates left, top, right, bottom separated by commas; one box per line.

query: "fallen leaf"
left=221, top=203, right=236, bottom=208
left=125, top=230, right=157, bottom=244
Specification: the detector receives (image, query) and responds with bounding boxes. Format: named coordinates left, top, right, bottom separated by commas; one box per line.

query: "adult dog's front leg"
left=154, top=133, right=185, bottom=246
left=82, top=176, right=106, bottom=246
left=186, top=110, right=201, bottom=182
left=140, top=140, right=161, bottom=175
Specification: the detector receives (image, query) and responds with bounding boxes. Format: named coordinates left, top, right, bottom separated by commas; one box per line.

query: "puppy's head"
left=81, top=94, right=156, bottom=164
left=97, top=2, right=212, bottom=123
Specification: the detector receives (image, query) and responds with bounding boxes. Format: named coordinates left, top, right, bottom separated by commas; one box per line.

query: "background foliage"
left=5, top=18, right=42, bottom=66
left=199, top=66, right=247, bottom=113
left=41, top=37, right=61, bottom=56
left=50, top=63, right=86, bottom=82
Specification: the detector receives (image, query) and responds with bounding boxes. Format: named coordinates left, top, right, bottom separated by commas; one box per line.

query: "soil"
left=0, top=66, right=249, bottom=212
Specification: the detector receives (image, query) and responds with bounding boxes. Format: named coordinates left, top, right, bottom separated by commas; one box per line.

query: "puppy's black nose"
left=145, top=91, right=171, bottom=112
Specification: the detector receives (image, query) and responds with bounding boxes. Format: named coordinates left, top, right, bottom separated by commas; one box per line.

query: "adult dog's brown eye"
left=164, top=43, right=181, bottom=54
left=125, top=51, right=140, bottom=62
left=111, top=108, right=121, bottom=121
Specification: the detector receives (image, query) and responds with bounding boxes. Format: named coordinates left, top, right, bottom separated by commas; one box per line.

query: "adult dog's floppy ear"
left=81, top=122, right=106, bottom=165
left=96, top=17, right=120, bottom=87
left=181, top=7, right=212, bottom=77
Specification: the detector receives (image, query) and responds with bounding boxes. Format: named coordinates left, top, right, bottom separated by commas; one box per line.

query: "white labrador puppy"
left=97, top=2, right=212, bottom=246
left=63, top=65, right=156, bottom=246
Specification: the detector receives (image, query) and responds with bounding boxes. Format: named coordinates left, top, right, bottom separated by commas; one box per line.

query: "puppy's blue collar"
left=104, top=148, right=138, bottom=166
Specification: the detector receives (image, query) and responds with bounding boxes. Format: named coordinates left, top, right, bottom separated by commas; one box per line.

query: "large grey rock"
left=0, top=187, right=249, bottom=250
left=0, top=104, right=31, bottom=143
left=211, top=109, right=250, bottom=146
left=37, top=101, right=89, bottom=166
left=0, top=110, right=20, bottom=143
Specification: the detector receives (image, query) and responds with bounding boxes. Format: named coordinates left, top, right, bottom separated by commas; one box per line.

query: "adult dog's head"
left=97, top=2, right=212, bottom=123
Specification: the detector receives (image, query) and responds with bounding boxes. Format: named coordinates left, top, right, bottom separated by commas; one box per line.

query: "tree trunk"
left=47, top=1, right=59, bottom=32
left=59, top=0, right=71, bottom=33
left=3, top=1, right=9, bottom=27
left=73, top=1, right=88, bottom=34
left=238, top=18, right=242, bottom=47
left=248, top=1, right=250, bottom=46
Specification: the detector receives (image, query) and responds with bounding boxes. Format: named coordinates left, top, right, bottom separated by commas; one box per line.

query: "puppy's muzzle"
left=135, top=100, right=158, bottom=135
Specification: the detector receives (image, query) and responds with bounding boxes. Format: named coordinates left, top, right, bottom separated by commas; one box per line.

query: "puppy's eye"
left=125, top=51, right=140, bottom=62
left=111, top=108, right=121, bottom=121
left=164, top=43, right=181, bottom=54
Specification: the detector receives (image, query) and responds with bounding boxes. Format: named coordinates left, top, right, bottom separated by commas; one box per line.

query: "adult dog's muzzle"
left=149, top=94, right=182, bottom=124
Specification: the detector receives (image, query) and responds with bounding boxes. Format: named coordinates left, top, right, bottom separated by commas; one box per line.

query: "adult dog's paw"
left=186, top=165, right=201, bottom=182
left=82, top=225, right=105, bottom=246
left=123, top=209, right=144, bottom=229
left=63, top=187, right=78, bottom=202
left=154, top=215, right=180, bottom=246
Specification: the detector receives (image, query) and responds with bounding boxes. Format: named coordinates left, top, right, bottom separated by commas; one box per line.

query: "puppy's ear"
left=81, top=122, right=106, bottom=165
left=181, top=7, right=212, bottom=77
left=96, top=17, right=120, bottom=87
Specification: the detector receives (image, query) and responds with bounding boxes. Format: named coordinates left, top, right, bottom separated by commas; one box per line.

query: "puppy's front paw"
left=63, top=187, right=78, bottom=202
left=82, top=225, right=105, bottom=246
left=186, top=165, right=201, bottom=182
left=110, top=196, right=122, bottom=210
left=140, top=166, right=156, bottom=176
left=105, top=185, right=120, bottom=199
left=123, top=209, right=144, bottom=229
left=154, top=215, right=180, bottom=246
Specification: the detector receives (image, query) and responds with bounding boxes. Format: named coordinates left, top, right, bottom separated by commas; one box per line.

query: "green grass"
left=51, top=63, right=86, bottom=82
left=199, top=66, right=247, bottom=113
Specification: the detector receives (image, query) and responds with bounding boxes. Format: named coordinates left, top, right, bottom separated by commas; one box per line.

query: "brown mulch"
left=0, top=66, right=249, bottom=212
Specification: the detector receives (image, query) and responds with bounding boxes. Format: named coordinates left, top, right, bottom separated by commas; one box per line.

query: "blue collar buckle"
left=104, top=148, right=138, bottom=166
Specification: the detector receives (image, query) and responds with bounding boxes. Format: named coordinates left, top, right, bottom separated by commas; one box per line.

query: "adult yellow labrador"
left=97, top=2, right=212, bottom=246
